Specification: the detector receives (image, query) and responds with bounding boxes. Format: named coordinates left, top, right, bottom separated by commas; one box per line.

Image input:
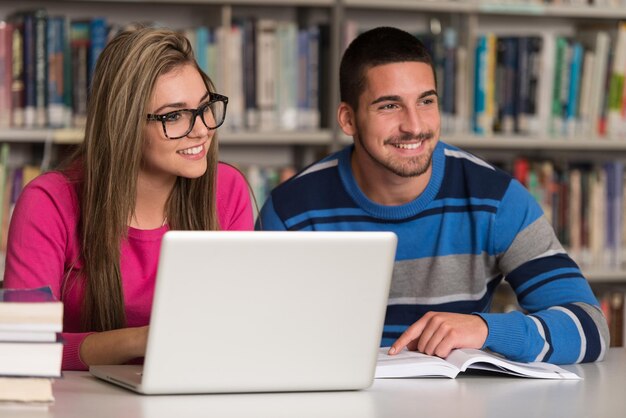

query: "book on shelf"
left=8, top=13, right=24, bottom=128
left=33, top=8, right=46, bottom=129
left=69, top=19, right=89, bottom=128
left=0, top=21, right=12, bottom=129
left=511, top=157, right=625, bottom=270
left=46, top=15, right=66, bottom=128
left=1, top=7, right=329, bottom=132
left=375, top=348, right=581, bottom=380
left=599, top=290, right=625, bottom=348
left=256, top=19, right=278, bottom=131
left=226, top=24, right=245, bottom=131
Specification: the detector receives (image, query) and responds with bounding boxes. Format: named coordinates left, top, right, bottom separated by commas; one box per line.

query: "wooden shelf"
left=339, top=132, right=626, bottom=152
left=343, top=0, right=474, bottom=13
left=585, top=270, right=626, bottom=283
left=345, top=0, right=626, bottom=19
left=220, top=129, right=333, bottom=145
left=444, top=135, right=626, bottom=151
left=54, top=0, right=334, bottom=5
left=0, top=128, right=334, bottom=146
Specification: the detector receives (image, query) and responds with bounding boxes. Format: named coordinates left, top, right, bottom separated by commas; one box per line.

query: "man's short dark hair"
left=340, top=26, right=435, bottom=111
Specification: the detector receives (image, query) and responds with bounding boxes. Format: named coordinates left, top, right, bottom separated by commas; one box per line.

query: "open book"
left=375, top=348, right=581, bottom=380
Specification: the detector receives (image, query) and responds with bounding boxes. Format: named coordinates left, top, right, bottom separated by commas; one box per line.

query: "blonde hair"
left=68, top=27, right=220, bottom=332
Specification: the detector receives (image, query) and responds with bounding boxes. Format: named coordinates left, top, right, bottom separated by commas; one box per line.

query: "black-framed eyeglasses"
left=146, top=93, right=229, bottom=140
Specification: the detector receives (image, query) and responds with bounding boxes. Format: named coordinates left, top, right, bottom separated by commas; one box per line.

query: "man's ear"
left=337, top=102, right=357, bottom=137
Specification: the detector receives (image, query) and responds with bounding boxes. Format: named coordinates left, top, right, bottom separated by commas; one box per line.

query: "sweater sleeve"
left=3, top=173, right=91, bottom=370
left=216, top=163, right=254, bottom=231
left=477, top=179, right=609, bottom=364
left=255, top=196, right=287, bottom=231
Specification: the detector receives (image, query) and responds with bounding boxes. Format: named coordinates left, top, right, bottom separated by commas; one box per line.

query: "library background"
left=0, top=0, right=624, bottom=348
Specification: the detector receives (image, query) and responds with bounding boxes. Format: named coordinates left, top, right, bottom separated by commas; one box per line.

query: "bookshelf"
left=1, top=2, right=626, bottom=341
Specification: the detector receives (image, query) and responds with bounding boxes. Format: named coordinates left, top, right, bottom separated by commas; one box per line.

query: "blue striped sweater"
left=258, top=142, right=609, bottom=364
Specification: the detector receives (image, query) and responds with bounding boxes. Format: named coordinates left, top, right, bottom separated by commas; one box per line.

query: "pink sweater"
left=3, top=163, right=254, bottom=370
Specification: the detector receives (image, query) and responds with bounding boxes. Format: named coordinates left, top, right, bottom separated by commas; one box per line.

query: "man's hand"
left=388, top=312, right=488, bottom=358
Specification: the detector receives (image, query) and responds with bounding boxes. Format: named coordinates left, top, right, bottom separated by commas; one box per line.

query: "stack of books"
left=0, top=287, right=63, bottom=409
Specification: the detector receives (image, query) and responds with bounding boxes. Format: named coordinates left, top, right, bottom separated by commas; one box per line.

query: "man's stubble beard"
left=354, top=129, right=435, bottom=178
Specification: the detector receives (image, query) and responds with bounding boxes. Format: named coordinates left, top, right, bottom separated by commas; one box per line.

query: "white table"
left=7, top=348, right=626, bottom=418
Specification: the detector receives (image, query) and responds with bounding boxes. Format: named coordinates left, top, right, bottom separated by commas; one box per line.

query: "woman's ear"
left=337, top=102, right=357, bottom=137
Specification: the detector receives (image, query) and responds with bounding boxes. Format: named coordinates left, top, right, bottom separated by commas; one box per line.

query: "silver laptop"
left=90, top=231, right=397, bottom=394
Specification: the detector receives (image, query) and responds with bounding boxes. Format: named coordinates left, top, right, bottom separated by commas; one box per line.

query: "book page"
left=445, top=349, right=581, bottom=380
left=375, top=348, right=459, bottom=379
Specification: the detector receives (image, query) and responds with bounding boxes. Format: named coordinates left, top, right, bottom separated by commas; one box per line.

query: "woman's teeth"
left=178, top=145, right=203, bottom=155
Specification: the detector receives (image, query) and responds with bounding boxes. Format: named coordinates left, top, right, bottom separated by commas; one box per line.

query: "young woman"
left=3, top=27, right=254, bottom=370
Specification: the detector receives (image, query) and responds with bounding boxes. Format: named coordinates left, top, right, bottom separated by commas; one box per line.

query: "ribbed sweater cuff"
left=61, top=332, right=94, bottom=371
left=476, top=311, right=530, bottom=360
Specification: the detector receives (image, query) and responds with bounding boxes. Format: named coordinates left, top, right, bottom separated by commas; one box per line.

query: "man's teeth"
left=393, top=141, right=422, bottom=150
left=178, top=145, right=203, bottom=155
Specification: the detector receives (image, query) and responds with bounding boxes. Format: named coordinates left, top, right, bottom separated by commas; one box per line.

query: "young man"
left=257, top=27, right=609, bottom=364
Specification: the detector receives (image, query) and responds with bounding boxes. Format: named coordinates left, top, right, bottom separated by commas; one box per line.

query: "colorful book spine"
left=442, top=27, right=457, bottom=132
left=34, top=9, right=47, bottom=128
left=0, top=21, right=12, bottom=128
left=608, top=22, right=626, bottom=140
left=22, top=12, right=36, bottom=128
left=566, top=42, right=583, bottom=138
left=306, top=25, right=320, bottom=130
left=501, top=36, right=518, bottom=135
left=551, top=36, right=567, bottom=137
left=241, top=18, right=257, bottom=130
left=9, top=15, right=24, bottom=128
left=89, top=17, right=107, bottom=87
left=473, top=34, right=487, bottom=135
left=46, top=16, right=64, bottom=128
left=70, top=20, right=90, bottom=128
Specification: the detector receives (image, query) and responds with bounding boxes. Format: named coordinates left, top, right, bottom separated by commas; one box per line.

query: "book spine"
left=442, top=28, right=457, bottom=133
left=484, top=33, right=496, bottom=136
left=473, top=35, right=486, bottom=134
left=297, top=28, right=308, bottom=130
left=226, top=24, right=244, bottom=131
left=306, top=25, right=320, bottom=130
left=61, top=17, right=72, bottom=127
left=566, top=42, right=583, bottom=138
left=34, top=9, right=47, bottom=128
left=89, top=17, right=107, bottom=87
left=502, top=37, right=518, bottom=135
left=9, top=18, right=24, bottom=128
left=0, top=143, right=9, bottom=258
left=195, top=25, right=209, bottom=74
left=536, top=33, right=555, bottom=137
left=551, top=36, right=566, bottom=137
left=493, top=36, right=505, bottom=133
left=242, top=18, right=257, bottom=130
left=317, top=23, right=331, bottom=129
left=568, top=168, right=582, bottom=261
left=275, top=21, right=297, bottom=131
left=0, top=22, right=12, bottom=128
left=46, top=16, right=64, bottom=128
left=607, top=22, right=626, bottom=139
left=23, top=13, right=35, bottom=128
left=588, top=31, right=610, bottom=138
left=70, top=20, right=90, bottom=128
left=455, top=45, right=468, bottom=133
left=256, top=19, right=277, bottom=131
